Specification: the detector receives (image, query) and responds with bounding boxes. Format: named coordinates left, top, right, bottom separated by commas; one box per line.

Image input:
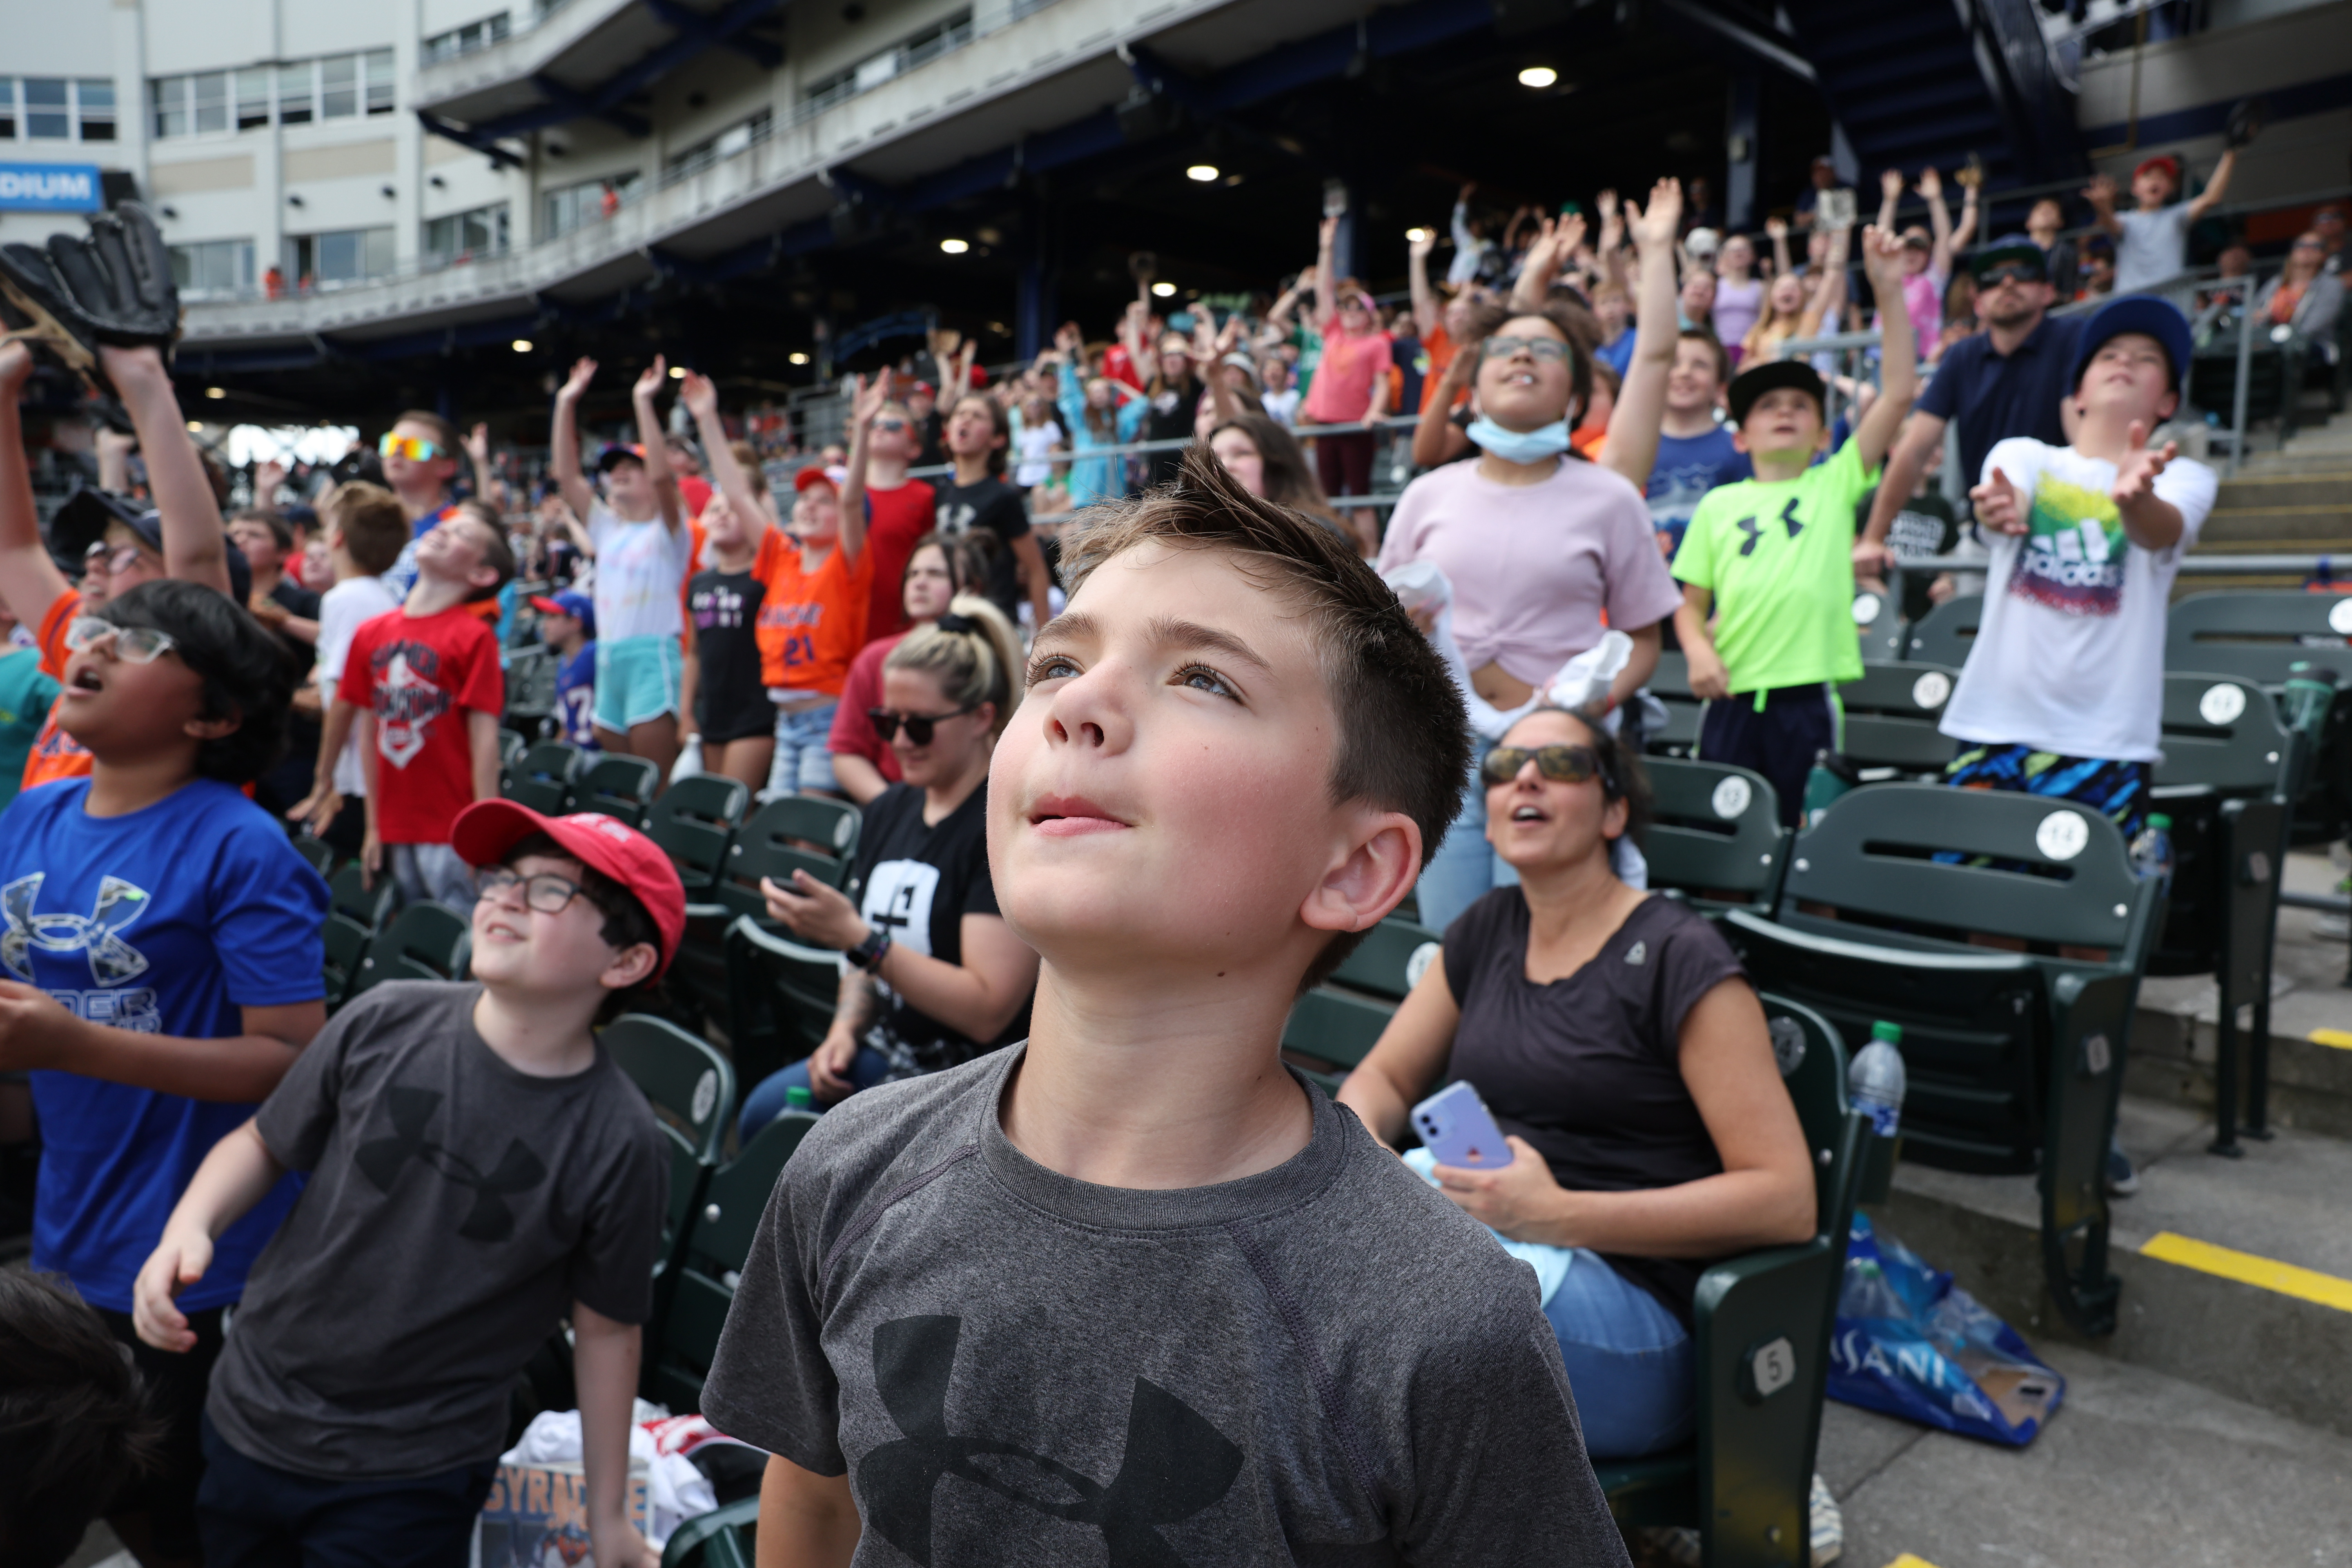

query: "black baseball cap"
left=48, top=486, right=252, bottom=601
left=1726, top=358, right=1827, bottom=425
left=1971, top=234, right=2049, bottom=281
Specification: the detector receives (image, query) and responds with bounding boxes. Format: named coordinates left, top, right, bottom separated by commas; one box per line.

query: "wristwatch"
left=848, top=925, right=893, bottom=973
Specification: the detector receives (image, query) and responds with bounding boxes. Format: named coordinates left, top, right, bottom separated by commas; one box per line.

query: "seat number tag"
left=1744, top=1336, right=1798, bottom=1403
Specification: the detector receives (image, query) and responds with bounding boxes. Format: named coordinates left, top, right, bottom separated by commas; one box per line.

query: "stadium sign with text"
left=0, top=163, right=103, bottom=212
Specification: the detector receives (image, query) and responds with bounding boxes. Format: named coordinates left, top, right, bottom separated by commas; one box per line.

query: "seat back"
left=1279, top=987, right=1395, bottom=1091
left=644, top=1109, right=822, bottom=1414
left=2149, top=674, right=2299, bottom=995
left=605, top=1013, right=736, bottom=1164
left=1900, top=592, right=1981, bottom=666
left=505, top=646, right=559, bottom=726
left=2153, top=673, right=2298, bottom=797
left=1836, top=661, right=1960, bottom=773
left=328, top=864, right=396, bottom=932
left=1758, top=994, right=1864, bottom=1234
left=2165, top=590, right=2350, bottom=686
left=321, top=915, right=370, bottom=1010
left=351, top=901, right=472, bottom=995
left=1328, top=918, right=1441, bottom=1002
left=717, top=795, right=862, bottom=920
left=1645, top=650, right=1703, bottom=755
left=294, top=836, right=337, bottom=878
left=726, top=917, right=845, bottom=1092
left=645, top=774, right=750, bottom=898
left=1849, top=583, right=1906, bottom=663
left=573, top=754, right=664, bottom=826
left=498, top=726, right=527, bottom=769
left=505, top=741, right=586, bottom=815
left=1642, top=758, right=1788, bottom=911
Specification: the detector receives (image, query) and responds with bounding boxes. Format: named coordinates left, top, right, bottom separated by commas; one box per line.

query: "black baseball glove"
left=0, top=203, right=181, bottom=397
left=2224, top=96, right=2267, bottom=150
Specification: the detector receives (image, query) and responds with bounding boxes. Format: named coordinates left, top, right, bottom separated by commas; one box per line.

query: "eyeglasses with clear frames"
left=63, top=617, right=177, bottom=663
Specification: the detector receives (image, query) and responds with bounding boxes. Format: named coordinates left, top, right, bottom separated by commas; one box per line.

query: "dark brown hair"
left=1464, top=298, right=1598, bottom=430
left=450, top=499, right=517, bottom=601
left=1060, top=446, right=1470, bottom=988
left=1208, top=413, right=1339, bottom=528
left=949, top=392, right=1011, bottom=477
left=1497, top=706, right=1653, bottom=851
left=0, top=1271, right=165, bottom=1568
left=392, top=409, right=463, bottom=464
left=1677, top=326, right=1731, bottom=387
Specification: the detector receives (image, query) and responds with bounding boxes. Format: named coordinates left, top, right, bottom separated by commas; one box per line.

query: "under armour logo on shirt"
left=1, top=873, right=152, bottom=985
left=355, top=1085, right=548, bottom=1242
left=1624, top=940, right=1648, bottom=966
left=861, top=1315, right=1244, bottom=1564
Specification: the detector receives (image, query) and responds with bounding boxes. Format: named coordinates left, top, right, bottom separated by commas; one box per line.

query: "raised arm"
left=0, top=344, right=70, bottom=627
left=630, top=357, right=682, bottom=534
left=2186, top=149, right=2236, bottom=221
left=1767, top=215, right=1792, bottom=279
left=2082, top=174, right=2124, bottom=239
left=550, top=357, right=601, bottom=525
left=681, top=371, right=770, bottom=547
left=1596, top=188, right=1630, bottom=294
left=108, top=346, right=230, bottom=593
left=1876, top=167, right=1904, bottom=234
left=1313, top=214, right=1340, bottom=329
left=1120, top=299, right=1155, bottom=390
left=463, top=422, right=494, bottom=506
left=1408, top=227, right=1441, bottom=339
left=1802, top=224, right=1852, bottom=335
left=1599, top=178, right=1686, bottom=490
left=836, top=370, right=890, bottom=565
left=1508, top=215, right=1583, bottom=314
left=1853, top=227, right=1920, bottom=472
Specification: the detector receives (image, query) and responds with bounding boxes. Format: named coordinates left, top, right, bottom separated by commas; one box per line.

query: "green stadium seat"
left=321, top=916, right=369, bottom=1011
left=1898, top=592, right=1980, bottom=667
left=571, top=754, right=663, bottom=827
left=498, top=726, right=527, bottom=769
left=294, top=836, right=337, bottom=878
left=1849, top=581, right=1906, bottom=663
left=660, top=1498, right=757, bottom=1568
left=1597, top=995, right=1867, bottom=1564
left=1643, top=758, right=1789, bottom=913
left=503, top=741, right=586, bottom=816
left=605, top=1014, right=736, bottom=1370
left=1328, top=917, right=1441, bottom=1002
left=1836, top=661, right=1961, bottom=775
left=1645, top=650, right=1702, bottom=757
left=2149, top=673, right=2301, bottom=1151
left=1720, top=783, right=2161, bottom=1334
left=642, top=1109, right=822, bottom=1415
left=644, top=774, right=750, bottom=900
left=725, top=917, right=846, bottom=1094
left=349, top=901, right=472, bottom=997
left=328, top=864, right=397, bottom=933
left=1279, top=986, right=1396, bottom=1094
left=672, top=796, right=861, bottom=1054
left=505, top=646, right=559, bottom=733
left=2165, top=590, right=2352, bottom=843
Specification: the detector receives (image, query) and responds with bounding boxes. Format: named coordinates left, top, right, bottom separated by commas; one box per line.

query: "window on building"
left=76, top=79, right=114, bottom=142
left=277, top=60, right=314, bottom=124
left=799, top=11, right=973, bottom=121
left=319, top=55, right=358, bottom=120
left=366, top=49, right=396, bottom=113
left=168, top=239, right=255, bottom=299
left=424, top=203, right=509, bottom=268
left=424, top=14, right=511, bottom=67
left=282, top=227, right=394, bottom=288
left=0, top=80, right=15, bottom=140
left=149, top=78, right=184, bottom=139
left=662, top=109, right=771, bottom=185
left=192, top=72, right=229, bottom=135
left=543, top=171, right=641, bottom=238
left=24, top=79, right=69, bottom=140
left=236, top=67, right=270, bottom=131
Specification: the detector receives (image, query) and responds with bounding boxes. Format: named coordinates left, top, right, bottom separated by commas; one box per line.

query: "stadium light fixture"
left=789, top=352, right=810, bottom=365
left=1518, top=65, right=1558, bottom=88
left=940, top=238, right=970, bottom=254
left=1151, top=281, right=1177, bottom=298
left=204, top=386, right=226, bottom=399
left=512, top=339, right=533, bottom=353
left=1187, top=165, right=1219, bottom=183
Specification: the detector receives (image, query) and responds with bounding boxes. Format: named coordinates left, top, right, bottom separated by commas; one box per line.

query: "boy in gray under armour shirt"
left=703, top=446, right=1630, bottom=1566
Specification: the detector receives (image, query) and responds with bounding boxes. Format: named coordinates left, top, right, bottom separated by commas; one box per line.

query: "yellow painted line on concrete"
left=1882, top=1556, right=1944, bottom=1568
left=2309, top=1028, right=2352, bottom=1051
left=2141, top=1232, right=2352, bottom=1314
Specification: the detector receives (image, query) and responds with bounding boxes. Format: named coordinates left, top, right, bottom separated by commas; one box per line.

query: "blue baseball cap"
left=1970, top=234, right=2047, bottom=280
left=2070, top=293, right=2194, bottom=394
left=530, top=588, right=594, bottom=636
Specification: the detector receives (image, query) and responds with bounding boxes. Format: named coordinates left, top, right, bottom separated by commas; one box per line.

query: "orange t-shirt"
left=1419, top=325, right=1474, bottom=414
left=22, top=592, right=92, bottom=791
left=752, top=528, right=874, bottom=696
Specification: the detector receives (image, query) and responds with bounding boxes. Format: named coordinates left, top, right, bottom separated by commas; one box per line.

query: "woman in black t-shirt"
left=741, top=596, right=1040, bottom=1137
left=1338, top=707, right=1814, bottom=1460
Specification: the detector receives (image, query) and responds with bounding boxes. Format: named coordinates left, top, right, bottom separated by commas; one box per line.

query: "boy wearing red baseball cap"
left=129, top=800, right=684, bottom=1568
left=2086, top=147, right=2236, bottom=296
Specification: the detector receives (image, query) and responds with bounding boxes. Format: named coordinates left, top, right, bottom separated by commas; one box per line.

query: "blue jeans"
left=1545, top=1254, right=1695, bottom=1459
left=764, top=699, right=840, bottom=797
left=1415, top=735, right=1519, bottom=936
left=198, top=1412, right=495, bottom=1568
left=739, top=1047, right=894, bottom=1141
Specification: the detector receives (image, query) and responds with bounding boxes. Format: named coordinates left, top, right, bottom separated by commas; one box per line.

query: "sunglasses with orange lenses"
left=379, top=433, right=443, bottom=462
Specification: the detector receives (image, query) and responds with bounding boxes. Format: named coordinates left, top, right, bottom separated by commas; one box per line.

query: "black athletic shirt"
left=932, top=474, right=1031, bottom=624
left=1441, top=889, right=1748, bottom=1323
left=688, top=563, right=771, bottom=742
left=853, top=781, right=1029, bottom=1079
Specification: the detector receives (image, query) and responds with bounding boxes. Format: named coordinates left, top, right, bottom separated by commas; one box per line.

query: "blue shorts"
left=1698, top=684, right=1842, bottom=830
left=593, top=634, right=684, bottom=731
left=1943, top=745, right=2153, bottom=842
left=766, top=699, right=840, bottom=796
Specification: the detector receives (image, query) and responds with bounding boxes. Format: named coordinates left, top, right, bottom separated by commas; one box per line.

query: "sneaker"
left=2106, top=1144, right=2140, bottom=1197
left=1809, top=1472, right=1844, bottom=1566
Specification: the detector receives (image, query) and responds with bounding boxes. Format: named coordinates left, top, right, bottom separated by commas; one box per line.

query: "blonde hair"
left=884, top=594, right=1023, bottom=737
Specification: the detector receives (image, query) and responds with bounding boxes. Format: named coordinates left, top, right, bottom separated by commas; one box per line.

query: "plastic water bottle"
left=2129, top=814, right=2175, bottom=884
left=785, top=1085, right=813, bottom=1112
left=1849, top=1020, right=1907, bottom=1138
left=1802, top=748, right=1862, bottom=828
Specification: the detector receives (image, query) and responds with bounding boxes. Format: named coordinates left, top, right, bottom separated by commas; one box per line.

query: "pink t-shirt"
left=1893, top=268, right=1945, bottom=358
left=1377, top=457, right=1684, bottom=686
left=1301, top=319, right=1394, bottom=425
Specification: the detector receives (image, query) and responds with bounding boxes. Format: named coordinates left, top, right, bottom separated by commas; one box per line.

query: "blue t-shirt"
left=6, top=778, right=328, bottom=1311
left=1913, top=314, right=2085, bottom=494
left=1644, top=426, right=1754, bottom=555
left=1596, top=328, right=1635, bottom=377
left=557, top=641, right=599, bottom=749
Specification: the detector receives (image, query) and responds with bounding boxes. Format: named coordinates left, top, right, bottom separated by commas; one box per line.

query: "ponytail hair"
left=885, top=593, right=1023, bottom=737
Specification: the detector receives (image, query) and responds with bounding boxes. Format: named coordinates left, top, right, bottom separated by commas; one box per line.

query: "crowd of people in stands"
left=0, top=138, right=2316, bottom=1568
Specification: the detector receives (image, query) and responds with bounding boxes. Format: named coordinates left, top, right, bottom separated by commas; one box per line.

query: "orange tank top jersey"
left=22, top=592, right=93, bottom=791
left=752, top=527, right=872, bottom=695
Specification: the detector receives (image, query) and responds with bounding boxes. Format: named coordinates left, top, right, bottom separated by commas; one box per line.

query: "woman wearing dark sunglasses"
left=1339, top=704, right=1814, bottom=1464
left=740, top=595, right=1039, bottom=1134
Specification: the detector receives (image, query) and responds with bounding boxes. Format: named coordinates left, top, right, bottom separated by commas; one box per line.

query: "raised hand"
left=1318, top=213, right=1341, bottom=252
left=2082, top=173, right=2118, bottom=211
left=1880, top=168, right=1905, bottom=200
left=1857, top=224, right=1907, bottom=289
left=679, top=369, right=719, bottom=423
left=1765, top=216, right=1789, bottom=242
left=1595, top=188, right=1619, bottom=222
left=1970, top=465, right=2029, bottom=535
left=632, top=354, right=667, bottom=401
left=1408, top=227, right=1437, bottom=261
left=1915, top=166, right=1944, bottom=201
left=851, top=368, right=893, bottom=428
left=463, top=422, right=491, bottom=468
left=1053, top=320, right=1083, bottom=355
left=2110, top=420, right=2178, bottom=510
left=1558, top=211, right=1588, bottom=261
left=559, top=356, right=597, bottom=401
left=1626, top=178, right=1683, bottom=252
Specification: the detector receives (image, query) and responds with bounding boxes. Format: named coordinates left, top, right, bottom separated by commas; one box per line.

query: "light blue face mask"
left=1465, top=416, right=1572, bottom=465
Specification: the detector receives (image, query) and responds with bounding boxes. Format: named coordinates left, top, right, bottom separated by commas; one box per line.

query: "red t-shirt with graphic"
left=343, top=605, right=504, bottom=845
left=860, top=479, right=935, bottom=642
